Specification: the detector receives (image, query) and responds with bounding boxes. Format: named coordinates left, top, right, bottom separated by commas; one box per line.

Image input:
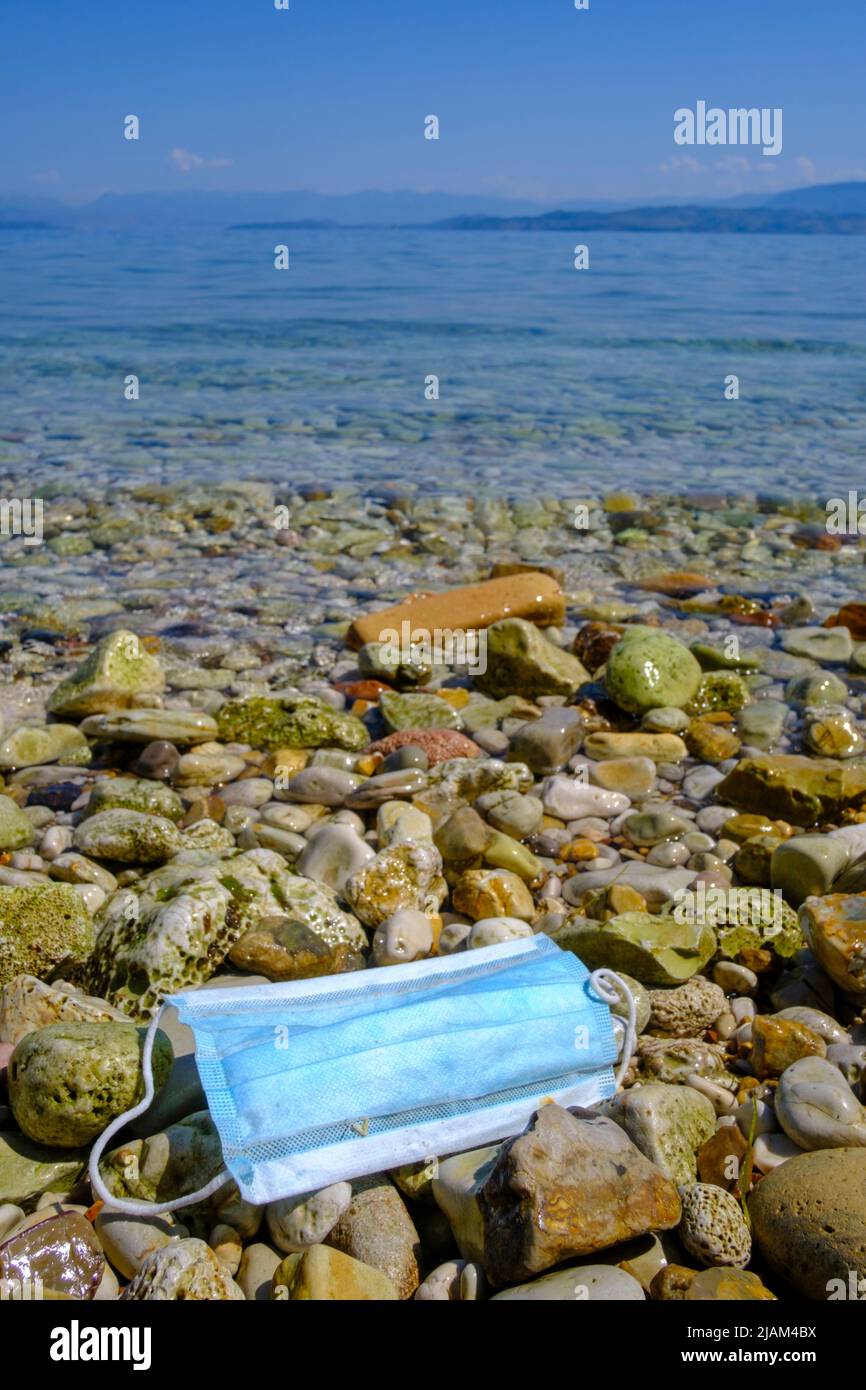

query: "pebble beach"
left=2, top=480, right=866, bottom=1301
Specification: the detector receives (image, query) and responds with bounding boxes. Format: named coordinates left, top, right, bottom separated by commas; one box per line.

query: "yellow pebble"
left=436, top=688, right=471, bottom=710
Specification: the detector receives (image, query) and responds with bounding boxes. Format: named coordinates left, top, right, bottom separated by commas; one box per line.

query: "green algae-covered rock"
left=358, top=640, right=444, bottom=689
left=426, top=757, right=533, bottom=801
left=0, top=885, right=95, bottom=989
left=379, top=691, right=461, bottom=732
left=605, top=1083, right=716, bottom=1186
left=605, top=627, right=702, bottom=715
left=0, top=1131, right=87, bottom=1207
left=0, top=795, right=36, bottom=851
left=47, top=629, right=165, bottom=717
left=473, top=618, right=589, bottom=700
left=685, top=672, right=750, bottom=716
left=8, top=1021, right=173, bottom=1147
left=690, top=643, right=760, bottom=673
left=73, top=809, right=181, bottom=864
left=716, top=755, right=866, bottom=827
left=216, top=695, right=367, bottom=751
left=84, top=776, right=184, bottom=822
left=86, top=847, right=367, bottom=1017
left=555, top=911, right=716, bottom=986
left=701, top=895, right=802, bottom=961
left=0, top=723, right=91, bottom=770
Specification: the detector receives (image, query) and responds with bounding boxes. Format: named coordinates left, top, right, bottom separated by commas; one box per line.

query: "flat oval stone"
left=282, top=767, right=362, bottom=806
left=540, top=775, right=629, bottom=821
left=80, top=709, right=219, bottom=744
left=775, top=1055, right=866, bottom=1150
left=491, top=1263, right=645, bottom=1301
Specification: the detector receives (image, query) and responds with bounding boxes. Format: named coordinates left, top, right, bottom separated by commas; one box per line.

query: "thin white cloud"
left=170, top=147, right=233, bottom=173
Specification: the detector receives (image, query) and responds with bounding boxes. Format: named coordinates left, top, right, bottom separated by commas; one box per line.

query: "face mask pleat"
left=164, top=936, right=624, bottom=1205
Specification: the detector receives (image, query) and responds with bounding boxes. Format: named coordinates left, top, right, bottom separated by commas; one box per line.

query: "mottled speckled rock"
left=0, top=885, right=94, bottom=989
left=750, top=1148, right=866, bottom=1299
left=685, top=671, right=750, bottom=716
left=799, top=894, right=866, bottom=998
left=84, top=776, right=184, bottom=822
left=605, top=1082, right=716, bottom=1185
left=74, top=809, right=181, bottom=865
left=229, top=914, right=366, bottom=980
left=677, top=1183, right=751, bottom=1268
left=474, top=618, right=589, bottom=700
left=647, top=977, right=726, bottom=1037
left=87, top=848, right=366, bottom=1017
left=121, top=1237, right=244, bottom=1300
left=272, top=1243, right=398, bottom=1300
left=216, top=695, right=367, bottom=751
left=0, top=796, right=36, bottom=852
left=0, top=974, right=128, bottom=1047
left=605, top=627, right=702, bottom=715
left=477, top=1104, right=680, bottom=1286
left=325, top=1175, right=421, bottom=1299
left=47, top=630, right=165, bottom=717
left=710, top=892, right=804, bottom=961
left=452, top=868, right=535, bottom=922
left=750, top=1014, right=826, bottom=1078
left=366, top=729, right=481, bottom=766
left=344, top=840, right=445, bottom=928
left=8, top=1021, right=172, bottom=1147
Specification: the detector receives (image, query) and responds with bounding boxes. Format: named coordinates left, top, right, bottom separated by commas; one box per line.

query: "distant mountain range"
left=2, top=181, right=866, bottom=233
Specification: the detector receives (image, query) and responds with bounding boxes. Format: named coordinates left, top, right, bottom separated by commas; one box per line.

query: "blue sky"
left=2, top=0, right=864, bottom=204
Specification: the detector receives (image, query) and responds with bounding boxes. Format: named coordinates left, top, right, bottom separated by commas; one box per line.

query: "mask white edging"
left=588, top=968, right=636, bottom=1089
left=88, top=1003, right=230, bottom=1217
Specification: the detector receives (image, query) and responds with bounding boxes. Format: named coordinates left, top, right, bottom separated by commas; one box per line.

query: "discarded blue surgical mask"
left=89, top=934, right=636, bottom=1212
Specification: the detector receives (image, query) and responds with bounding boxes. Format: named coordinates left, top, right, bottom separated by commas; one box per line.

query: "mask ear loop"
left=588, top=968, right=637, bottom=1090
left=88, top=1004, right=230, bottom=1217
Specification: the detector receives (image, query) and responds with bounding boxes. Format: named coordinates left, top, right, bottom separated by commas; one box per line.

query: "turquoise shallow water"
left=1, top=226, right=865, bottom=497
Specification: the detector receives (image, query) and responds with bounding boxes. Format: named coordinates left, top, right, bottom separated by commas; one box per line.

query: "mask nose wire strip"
left=88, top=1004, right=230, bottom=1216
left=588, top=968, right=636, bottom=1090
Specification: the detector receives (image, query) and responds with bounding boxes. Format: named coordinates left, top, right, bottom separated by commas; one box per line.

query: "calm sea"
left=1, top=226, right=864, bottom=499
